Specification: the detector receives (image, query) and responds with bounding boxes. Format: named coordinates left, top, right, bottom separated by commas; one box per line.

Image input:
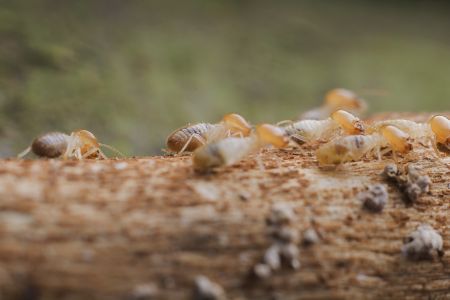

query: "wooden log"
left=0, top=113, right=448, bottom=300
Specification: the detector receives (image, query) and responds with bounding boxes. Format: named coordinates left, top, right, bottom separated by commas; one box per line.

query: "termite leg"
left=289, top=134, right=307, bottom=146
left=62, top=134, right=76, bottom=159
left=97, top=148, right=108, bottom=159
left=427, top=136, right=447, bottom=166
left=231, top=131, right=244, bottom=138
left=430, top=136, right=443, bottom=158
left=17, top=146, right=31, bottom=159
left=178, top=134, right=205, bottom=155
left=99, top=143, right=124, bottom=157
left=380, top=147, right=391, bottom=158
left=82, top=147, right=101, bottom=159
left=75, top=148, right=83, bottom=160
left=392, top=150, right=399, bottom=163
left=376, top=145, right=381, bottom=161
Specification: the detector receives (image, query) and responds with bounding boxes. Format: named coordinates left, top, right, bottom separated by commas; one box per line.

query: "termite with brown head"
left=18, top=130, right=123, bottom=160
left=193, top=124, right=289, bottom=172
left=367, top=115, right=450, bottom=155
left=299, top=88, right=367, bottom=120
left=280, top=110, right=365, bottom=145
left=165, top=113, right=252, bottom=154
left=316, top=125, right=413, bottom=166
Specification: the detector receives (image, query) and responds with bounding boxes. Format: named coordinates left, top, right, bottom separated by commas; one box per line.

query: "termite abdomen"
left=166, top=123, right=214, bottom=153
left=31, top=132, right=69, bottom=158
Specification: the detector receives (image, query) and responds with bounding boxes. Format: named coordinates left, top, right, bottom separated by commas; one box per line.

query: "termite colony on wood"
left=163, top=88, right=447, bottom=269
left=162, top=88, right=448, bottom=172
left=12, top=87, right=447, bottom=296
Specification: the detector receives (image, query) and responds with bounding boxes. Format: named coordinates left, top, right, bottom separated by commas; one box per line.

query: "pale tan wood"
left=0, top=113, right=448, bottom=300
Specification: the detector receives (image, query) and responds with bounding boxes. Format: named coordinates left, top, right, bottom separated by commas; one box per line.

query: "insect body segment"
left=256, top=124, right=290, bottom=149
left=368, top=115, right=450, bottom=153
left=166, top=113, right=252, bottom=154
left=367, top=119, right=429, bottom=140
left=166, top=123, right=214, bottom=153
left=299, top=88, right=367, bottom=120
left=430, top=115, right=449, bottom=149
left=331, top=110, right=365, bottom=135
left=380, top=125, right=412, bottom=153
left=18, top=130, right=121, bottom=160
left=316, top=134, right=382, bottom=165
left=23, top=132, right=69, bottom=158
left=283, top=110, right=365, bottom=144
left=193, top=124, right=288, bottom=172
left=325, top=88, right=367, bottom=113
left=316, top=125, right=413, bottom=165
left=222, top=113, right=252, bottom=136
left=63, top=130, right=106, bottom=159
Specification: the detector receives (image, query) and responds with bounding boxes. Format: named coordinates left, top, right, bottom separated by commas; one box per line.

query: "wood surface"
left=0, top=113, right=448, bottom=300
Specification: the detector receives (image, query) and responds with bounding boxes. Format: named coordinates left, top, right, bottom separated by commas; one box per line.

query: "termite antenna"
left=17, top=146, right=31, bottom=159
left=99, top=143, right=125, bottom=158
left=276, top=120, right=294, bottom=127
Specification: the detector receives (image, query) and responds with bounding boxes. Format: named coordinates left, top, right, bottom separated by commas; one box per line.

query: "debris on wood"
left=381, top=163, right=431, bottom=204
left=302, top=228, right=320, bottom=246
left=381, top=163, right=399, bottom=180
left=254, top=204, right=301, bottom=279
left=193, top=276, right=227, bottom=300
left=402, top=224, right=444, bottom=260
left=358, top=184, right=388, bottom=213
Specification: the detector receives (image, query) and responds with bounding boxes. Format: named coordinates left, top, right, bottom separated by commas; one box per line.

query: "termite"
left=18, top=130, right=122, bottom=160
left=193, top=124, right=289, bottom=172
left=367, top=115, right=450, bottom=154
left=281, top=110, right=365, bottom=144
left=165, top=113, right=252, bottom=154
left=299, top=88, right=367, bottom=120
left=316, top=125, right=413, bottom=165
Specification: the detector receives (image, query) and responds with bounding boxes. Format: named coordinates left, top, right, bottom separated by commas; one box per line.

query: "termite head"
left=380, top=125, right=412, bottom=153
left=331, top=109, right=365, bottom=134
left=325, top=88, right=367, bottom=113
left=429, top=115, right=450, bottom=147
left=255, top=124, right=289, bottom=148
left=222, top=113, right=252, bottom=136
left=72, top=130, right=100, bottom=157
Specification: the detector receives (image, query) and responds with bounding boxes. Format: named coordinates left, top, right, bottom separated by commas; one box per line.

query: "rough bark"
left=0, top=113, right=448, bottom=300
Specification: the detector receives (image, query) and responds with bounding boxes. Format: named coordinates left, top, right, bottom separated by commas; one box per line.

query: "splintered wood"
left=0, top=114, right=449, bottom=300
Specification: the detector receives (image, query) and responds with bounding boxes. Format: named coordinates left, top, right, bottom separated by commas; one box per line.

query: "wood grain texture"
left=0, top=113, right=448, bottom=300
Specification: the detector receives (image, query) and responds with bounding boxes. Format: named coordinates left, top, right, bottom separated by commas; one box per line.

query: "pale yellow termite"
left=165, top=113, right=252, bottom=154
left=316, top=125, right=413, bottom=165
left=368, top=115, right=450, bottom=154
left=18, top=130, right=122, bottom=160
left=281, top=110, right=365, bottom=144
left=299, top=88, right=367, bottom=120
left=193, top=124, right=289, bottom=172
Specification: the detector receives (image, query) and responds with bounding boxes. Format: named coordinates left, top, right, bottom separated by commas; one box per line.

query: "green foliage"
left=0, top=1, right=449, bottom=156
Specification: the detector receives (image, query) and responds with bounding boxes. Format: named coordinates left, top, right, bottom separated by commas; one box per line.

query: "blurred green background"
left=0, top=0, right=449, bottom=156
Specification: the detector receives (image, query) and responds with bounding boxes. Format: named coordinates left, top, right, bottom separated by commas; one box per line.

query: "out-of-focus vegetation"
left=0, top=0, right=449, bottom=156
